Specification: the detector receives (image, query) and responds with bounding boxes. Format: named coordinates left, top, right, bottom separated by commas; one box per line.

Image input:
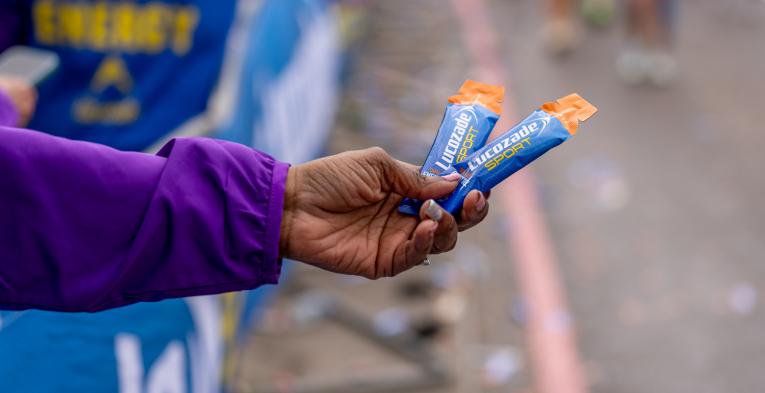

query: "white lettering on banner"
left=186, top=296, right=223, bottom=393
left=147, top=342, right=186, bottom=393
left=257, top=9, right=340, bottom=163
left=116, top=334, right=143, bottom=393
left=115, top=334, right=186, bottom=393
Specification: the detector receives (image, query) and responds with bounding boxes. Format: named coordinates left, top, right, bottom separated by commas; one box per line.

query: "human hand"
left=0, top=77, right=36, bottom=126
left=280, top=147, right=490, bottom=279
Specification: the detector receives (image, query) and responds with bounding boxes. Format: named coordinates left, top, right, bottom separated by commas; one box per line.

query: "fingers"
left=390, top=159, right=460, bottom=200
left=0, top=77, right=37, bottom=126
left=420, top=199, right=458, bottom=253
left=458, top=190, right=490, bottom=231
left=363, top=147, right=459, bottom=200
left=390, top=219, right=437, bottom=276
left=16, top=86, right=37, bottom=126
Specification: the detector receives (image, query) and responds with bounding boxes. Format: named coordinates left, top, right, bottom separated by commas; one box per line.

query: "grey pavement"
left=489, top=1, right=765, bottom=392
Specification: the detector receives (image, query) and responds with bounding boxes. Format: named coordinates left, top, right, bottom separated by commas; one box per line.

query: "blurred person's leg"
left=543, top=0, right=580, bottom=56
left=619, top=0, right=677, bottom=86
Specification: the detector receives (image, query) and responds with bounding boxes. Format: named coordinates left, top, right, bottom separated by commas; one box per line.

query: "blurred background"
left=1, top=0, right=765, bottom=392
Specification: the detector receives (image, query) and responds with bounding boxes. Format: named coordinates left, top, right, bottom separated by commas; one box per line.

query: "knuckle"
left=364, top=147, right=392, bottom=175
left=366, top=146, right=388, bottom=161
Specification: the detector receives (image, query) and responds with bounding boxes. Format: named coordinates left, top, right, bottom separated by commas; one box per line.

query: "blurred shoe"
left=542, top=17, right=581, bottom=57
left=617, top=46, right=677, bottom=87
left=581, top=0, right=616, bottom=29
left=617, top=46, right=648, bottom=86
left=645, top=50, right=677, bottom=87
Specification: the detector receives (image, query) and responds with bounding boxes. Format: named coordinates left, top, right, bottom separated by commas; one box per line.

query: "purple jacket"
left=0, top=91, right=287, bottom=312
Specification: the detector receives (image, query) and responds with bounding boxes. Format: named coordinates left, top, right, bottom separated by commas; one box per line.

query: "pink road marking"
left=450, top=1, right=588, bottom=392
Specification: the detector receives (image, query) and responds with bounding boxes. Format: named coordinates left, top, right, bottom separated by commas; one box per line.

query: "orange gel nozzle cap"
left=540, top=93, right=597, bottom=135
left=448, top=80, right=504, bottom=115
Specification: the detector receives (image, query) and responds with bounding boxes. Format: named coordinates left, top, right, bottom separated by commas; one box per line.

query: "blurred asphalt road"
left=239, top=1, right=765, bottom=392
left=490, top=1, right=765, bottom=392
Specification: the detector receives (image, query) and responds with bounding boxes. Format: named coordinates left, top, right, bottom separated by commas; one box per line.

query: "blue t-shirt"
left=26, top=0, right=235, bottom=151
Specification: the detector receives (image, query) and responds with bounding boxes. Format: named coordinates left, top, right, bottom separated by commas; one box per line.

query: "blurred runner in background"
left=543, top=0, right=677, bottom=86
left=619, top=0, right=677, bottom=86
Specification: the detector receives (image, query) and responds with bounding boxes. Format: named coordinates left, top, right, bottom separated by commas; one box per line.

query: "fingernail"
left=441, top=173, right=461, bottom=182
left=475, top=192, right=487, bottom=212
left=424, top=200, right=443, bottom=222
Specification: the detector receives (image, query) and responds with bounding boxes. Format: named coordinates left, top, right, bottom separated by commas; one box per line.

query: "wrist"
left=279, top=165, right=298, bottom=259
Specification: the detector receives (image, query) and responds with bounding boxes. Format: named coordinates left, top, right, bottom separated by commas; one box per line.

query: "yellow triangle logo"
left=90, top=55, right=133, bottom=94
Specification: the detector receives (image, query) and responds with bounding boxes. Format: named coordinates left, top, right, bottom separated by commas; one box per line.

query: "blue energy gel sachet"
left=440, top=93, right=598, bottom=213
left=399, top=80, right=503, bottom=215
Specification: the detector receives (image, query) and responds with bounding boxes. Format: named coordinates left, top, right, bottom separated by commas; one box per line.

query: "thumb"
left=384, top=158, right=460, bottom=200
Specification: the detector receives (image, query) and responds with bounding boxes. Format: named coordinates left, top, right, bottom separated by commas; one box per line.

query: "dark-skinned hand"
left=280, top=147, right=489, bottom=279
left=0, top=76, right=36, bottom=126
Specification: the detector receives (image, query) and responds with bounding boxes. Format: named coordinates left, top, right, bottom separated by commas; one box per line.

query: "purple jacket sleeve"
left=0, top=127, right=289, bottom=312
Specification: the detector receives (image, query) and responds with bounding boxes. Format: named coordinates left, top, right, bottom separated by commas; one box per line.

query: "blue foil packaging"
left=399, top=80, right=503, bottom=215
left=440, top=93, right=598, bottom=213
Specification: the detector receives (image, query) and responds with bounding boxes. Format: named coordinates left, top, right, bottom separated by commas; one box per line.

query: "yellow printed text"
left=74, top=97, right=141, bottom=125
left=457, top=125, right=478, bottom=163
left=33, top=0, right=199, bottom=55
left=484, top=138, right=531, bottom=171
